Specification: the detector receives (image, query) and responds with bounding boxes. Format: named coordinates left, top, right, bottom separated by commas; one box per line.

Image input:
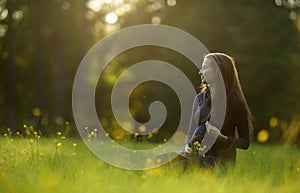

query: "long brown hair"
left=201, top=53, right=253, bottom=132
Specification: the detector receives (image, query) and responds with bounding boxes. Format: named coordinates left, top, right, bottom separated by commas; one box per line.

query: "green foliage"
left=0, top=0, right=300, bottom=144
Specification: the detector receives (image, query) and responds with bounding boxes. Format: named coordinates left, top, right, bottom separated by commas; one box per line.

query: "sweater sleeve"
left=184, top=94, right=199, bottom=145
left=228, top=114, right=250, bottom=150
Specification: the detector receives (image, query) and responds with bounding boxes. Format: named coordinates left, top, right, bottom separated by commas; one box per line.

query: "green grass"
left=0, top=137, right=300, bottom=193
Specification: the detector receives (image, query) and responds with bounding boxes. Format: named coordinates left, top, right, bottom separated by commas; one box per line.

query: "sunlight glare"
left=115, top=0, right=124, bottom=4
left=151, top=16, right=161, bottom=25
left=105, top=12, right=118, bottom=24
left=0, top=24, right=7, bottom=37
left=0, top=8, right=8, bottom=20
left=85, top=10, right=94, bottom=20
left=61, top=2, right=70, bottom=10
left=167, top=0, right=176, bottom=6
left=104, top=24, right=120, bottom=35
left=115, top=4, right=132, bottom=16
left=86, top=0, right=104, bottom=12
left=146, top=2, right=163, bottom=13
left=274, top=0, right=283, bottom=6
left=12, top=10, right=23, bottom=22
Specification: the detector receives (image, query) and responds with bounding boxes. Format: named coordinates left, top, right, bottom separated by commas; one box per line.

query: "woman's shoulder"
left=195, top=87, right=210, bottom=103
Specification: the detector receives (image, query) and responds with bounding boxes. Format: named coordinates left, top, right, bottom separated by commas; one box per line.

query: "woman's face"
left=199, top=57, right=215, bottom=84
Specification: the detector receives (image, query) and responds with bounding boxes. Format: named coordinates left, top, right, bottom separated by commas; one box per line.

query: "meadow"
left=0, top=136, right=300, bottom=193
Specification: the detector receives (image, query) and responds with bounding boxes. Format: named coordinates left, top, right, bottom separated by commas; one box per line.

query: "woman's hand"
left=205, top=121, right=228, bottom=140
left=184, top=144, right=192, bottom=154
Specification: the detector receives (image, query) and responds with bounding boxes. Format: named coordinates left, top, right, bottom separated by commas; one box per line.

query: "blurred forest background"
left=1, top=0, right=300, bottom=145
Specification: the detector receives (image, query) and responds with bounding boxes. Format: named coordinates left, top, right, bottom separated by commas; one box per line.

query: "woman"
left=183, top=52, right=253, bottom=166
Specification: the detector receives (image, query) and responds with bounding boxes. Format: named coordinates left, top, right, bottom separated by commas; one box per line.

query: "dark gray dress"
left=156, top=87, right=250, bottom=167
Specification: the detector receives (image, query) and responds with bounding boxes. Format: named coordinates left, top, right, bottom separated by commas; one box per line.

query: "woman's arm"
left=184, top=94, right=199, bottom=145
left=207, top=114, right=250, bottom=150
left=229, top=117, right=250, bottom=149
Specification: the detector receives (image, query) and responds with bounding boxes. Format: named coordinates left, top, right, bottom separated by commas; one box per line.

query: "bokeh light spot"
left=138, top=125, right=147, bottom=133
left=167, top=0, right=176, bottom=6
left=112, top=128, right=125, bottom=139
left=0, top=24, right=8, bottom=37
left=105, top=12, right=118, bottom=24
left=290, top=11, right=297, bottom=20
left=61, top=2, right=70, bottom=10
left=269, top=117, right=278, bottom=128
left=12, top=10, right=24, bottom=22
left=257, top=129, right=269, bottom=143
left=151, top=16, right=161, bottom=25
left=32, top=107, right=41, bottom=117
left=0, top=9, right=8, bottom=20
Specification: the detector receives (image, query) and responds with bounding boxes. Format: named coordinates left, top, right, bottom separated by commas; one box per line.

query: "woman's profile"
left=156, top=53, right=253, bottom=168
